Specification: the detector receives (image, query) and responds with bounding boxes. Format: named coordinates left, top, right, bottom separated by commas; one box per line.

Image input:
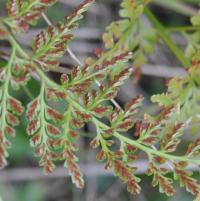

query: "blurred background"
left=0, top=0, right=200, bottom=201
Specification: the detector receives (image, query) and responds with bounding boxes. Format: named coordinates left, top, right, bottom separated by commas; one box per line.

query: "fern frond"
left=5, top=0, right=57, bottom=32
left=185, top=12, right=200, bottom=59
left=92, top=127, right=141, bottom=195
left=31, top=0, right=94, bottom=70
left=0, top=49, right=24, bottom=168
left=26, top=84, right=86, bottom=187
left=61, top=105, right=84, bottom=188
left=26, top=83, right=64, bottom=173
left=1, top=0, right=200, bottom=198
left=147, top=163, right=175, bottom=196
left=151, top=65, right=200, bottom=123
left=62, top=52, right=132, bottom=93
left=174, top=162, right=200, bottom=195
left=102, top=0, right=157, bottom=69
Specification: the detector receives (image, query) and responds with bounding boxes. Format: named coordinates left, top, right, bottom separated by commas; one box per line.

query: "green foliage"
left=0, top=0, right=200, bottom=200
left=102, top=0, right=158, bottom=67
left=184, top=12, right=200, bottom=59
left=151, top=63, right=200, bottom=122
left=0, top=182, right=46, bottom=201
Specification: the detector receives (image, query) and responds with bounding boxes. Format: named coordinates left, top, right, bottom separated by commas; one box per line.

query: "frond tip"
left=6, top=0, right=57, bottom=32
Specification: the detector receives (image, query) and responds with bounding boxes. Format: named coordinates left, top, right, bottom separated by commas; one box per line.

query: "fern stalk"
left=144, top=7, right=191, bottom=68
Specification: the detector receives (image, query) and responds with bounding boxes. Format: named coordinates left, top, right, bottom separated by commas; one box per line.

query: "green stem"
left=0, top=48, right=16, bottom=162
left=144, top=7, right=190, bottom=68
left=63, top=104, right=72, bottom=142
left=96, top=125, right=109, bottom=153
left=151, top=0, right=197, bottom=16
left=66, top=94, right=200, bottom=165
left=8, top=35, right=29, bottom=60
left=114, top=132, right=199, bottom=164
left=167, top=26, right=200, bottom=33
left=1, top=48, right=16, bottom=129
left=8, top=35, right=59, bottom=89
left=95, top=117, right=200, bottom=165
left=39, top=80, right=48, bottom=145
